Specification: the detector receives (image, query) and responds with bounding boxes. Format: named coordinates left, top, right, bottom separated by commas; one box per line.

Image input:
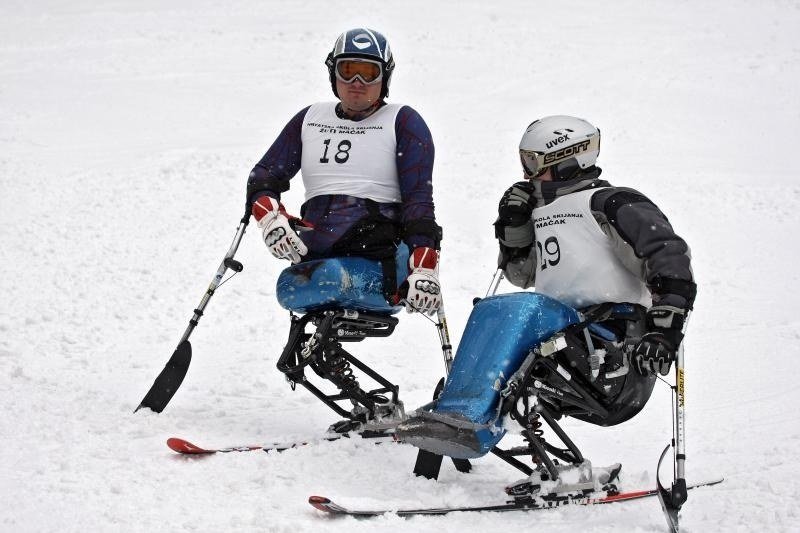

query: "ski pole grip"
left=224, top=258, right=244, bottom=272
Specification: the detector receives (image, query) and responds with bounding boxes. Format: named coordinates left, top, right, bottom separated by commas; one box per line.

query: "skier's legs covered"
left=397, top=293, right=655, bottom=461
left=276, top=244, right=408, bottom=314
left=397, top=292, right=580, bottom=458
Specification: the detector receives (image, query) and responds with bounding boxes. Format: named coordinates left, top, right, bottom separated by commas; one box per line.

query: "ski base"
left=308, top=477, right=724, bottom=517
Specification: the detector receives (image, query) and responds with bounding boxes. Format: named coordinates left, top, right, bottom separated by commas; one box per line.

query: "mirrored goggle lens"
left=336, top=59, right=383, bottom=84
left=519, top=149, right=546, bottom=177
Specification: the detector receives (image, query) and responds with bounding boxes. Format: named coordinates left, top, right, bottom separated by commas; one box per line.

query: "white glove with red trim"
left=400, top=247, right=442, bottom=315
left=252, top=196, right=309, bottom=264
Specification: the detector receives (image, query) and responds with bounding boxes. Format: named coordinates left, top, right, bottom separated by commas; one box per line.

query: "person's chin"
left=346, top=99, right=372, bottom=111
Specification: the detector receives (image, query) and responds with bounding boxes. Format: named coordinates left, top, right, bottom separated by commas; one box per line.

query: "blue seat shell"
left=276, top=246, right=409, bottom=314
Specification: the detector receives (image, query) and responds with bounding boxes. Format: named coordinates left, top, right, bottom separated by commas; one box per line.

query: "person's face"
left=523, top=167, right=554, bottom=182
left=337, top=77, right=382, bottom=113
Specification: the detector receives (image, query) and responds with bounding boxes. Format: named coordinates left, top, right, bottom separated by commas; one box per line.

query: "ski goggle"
left=519, top=135, right=600, bottom=177
left=335, top=58, right=383, bottom=85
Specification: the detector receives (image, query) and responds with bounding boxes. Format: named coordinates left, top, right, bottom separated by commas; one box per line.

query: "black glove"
left=494, top=181, right=535, bottom=248
left=632, top=305, right=686, bottom=376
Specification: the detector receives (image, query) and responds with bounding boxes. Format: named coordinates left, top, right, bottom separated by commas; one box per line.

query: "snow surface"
left=2, top=1, right=800, bottom=531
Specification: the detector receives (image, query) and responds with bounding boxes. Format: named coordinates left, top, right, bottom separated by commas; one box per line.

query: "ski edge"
left=166, top=431, right=397, bottom=455
left=166, top=437, right=307, bottom=454
left=308, top=477, right=725, bottom=517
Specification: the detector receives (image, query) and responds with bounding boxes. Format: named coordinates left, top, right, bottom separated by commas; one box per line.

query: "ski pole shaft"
left=178, top=214, right=249, bottom=344
left=436, top=304, right=454, bottom=374
left=675, top=345, right=685, bottom=480
left=674, top=312, right=690, bottom=482
left=657, top=311, right=690, bottom=517
left=486, top=268, right=504, bottom=297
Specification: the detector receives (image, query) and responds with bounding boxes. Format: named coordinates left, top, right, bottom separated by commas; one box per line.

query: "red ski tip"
left=308, top=496, right=333, bottom=511
left=167, top=437, right=213, bottom=454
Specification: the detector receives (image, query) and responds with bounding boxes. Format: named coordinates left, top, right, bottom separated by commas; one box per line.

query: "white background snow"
left=2, top=1, right=799, bottom=531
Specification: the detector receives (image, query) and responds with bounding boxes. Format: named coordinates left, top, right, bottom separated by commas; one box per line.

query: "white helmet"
left=518, top=115, right=601, bottom=179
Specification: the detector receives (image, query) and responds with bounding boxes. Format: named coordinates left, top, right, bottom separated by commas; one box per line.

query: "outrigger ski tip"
left=308, top=477, right=724, bottom=518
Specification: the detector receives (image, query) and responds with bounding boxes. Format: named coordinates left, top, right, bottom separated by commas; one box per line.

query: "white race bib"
left=300, top=102, right=402, bottom=202
left=532, top=188, right=651, bottom=309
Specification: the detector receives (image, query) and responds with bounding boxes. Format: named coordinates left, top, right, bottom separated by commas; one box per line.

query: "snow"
left=2, top=0, right=800, bottom=531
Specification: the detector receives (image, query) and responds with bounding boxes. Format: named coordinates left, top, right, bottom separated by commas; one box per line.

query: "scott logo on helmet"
left=543, top=139, right=592, bottom=165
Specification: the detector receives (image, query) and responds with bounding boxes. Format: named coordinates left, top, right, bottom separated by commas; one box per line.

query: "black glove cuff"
left=642, top=330, right=683, bottom=351
left=646, top=305, right=685, bottom=347
left=402, top=218, right=443, bottom=248
left=647, top=305, right=684, bottom=328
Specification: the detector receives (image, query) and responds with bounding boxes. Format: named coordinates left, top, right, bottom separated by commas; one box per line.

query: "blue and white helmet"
left=325, top=28, right=395, bottom=99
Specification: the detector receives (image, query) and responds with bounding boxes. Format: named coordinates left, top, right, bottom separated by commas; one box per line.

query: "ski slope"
left=2, top=1, right=799, bottom=531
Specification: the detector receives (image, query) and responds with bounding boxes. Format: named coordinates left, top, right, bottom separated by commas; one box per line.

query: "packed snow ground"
left=2, top=1, right=800, bottom=531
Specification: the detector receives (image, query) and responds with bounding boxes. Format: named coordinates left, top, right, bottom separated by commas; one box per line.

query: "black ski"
left=308, top=477, right=724, bottom=517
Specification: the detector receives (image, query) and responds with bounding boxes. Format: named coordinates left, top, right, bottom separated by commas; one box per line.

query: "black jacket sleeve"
left=394, top=105, right=440, bottom=250
left=591, top=187, right=696, bottom=309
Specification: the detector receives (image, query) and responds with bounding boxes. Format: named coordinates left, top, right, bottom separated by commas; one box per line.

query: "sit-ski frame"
left=421, top=268, right=691, bottom=528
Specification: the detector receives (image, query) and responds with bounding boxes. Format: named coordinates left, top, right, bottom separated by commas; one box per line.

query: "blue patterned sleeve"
left=246, top=106, right=310, bottom=204
left=395, top=106, right=438, bottom=250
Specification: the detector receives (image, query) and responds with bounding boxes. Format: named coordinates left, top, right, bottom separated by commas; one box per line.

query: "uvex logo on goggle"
left=543, top=139, right=592, bottom=165
left=351, top=33, right=374, bottom=50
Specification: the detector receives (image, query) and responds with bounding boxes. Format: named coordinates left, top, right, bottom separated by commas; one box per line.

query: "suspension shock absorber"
left=522, top=411, right=545, bottom=466
left=528, top=412, right=545, bottom=440
left=519, top=393, right=546, bottom=466
left=321, top=343, right=360, bottom=394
